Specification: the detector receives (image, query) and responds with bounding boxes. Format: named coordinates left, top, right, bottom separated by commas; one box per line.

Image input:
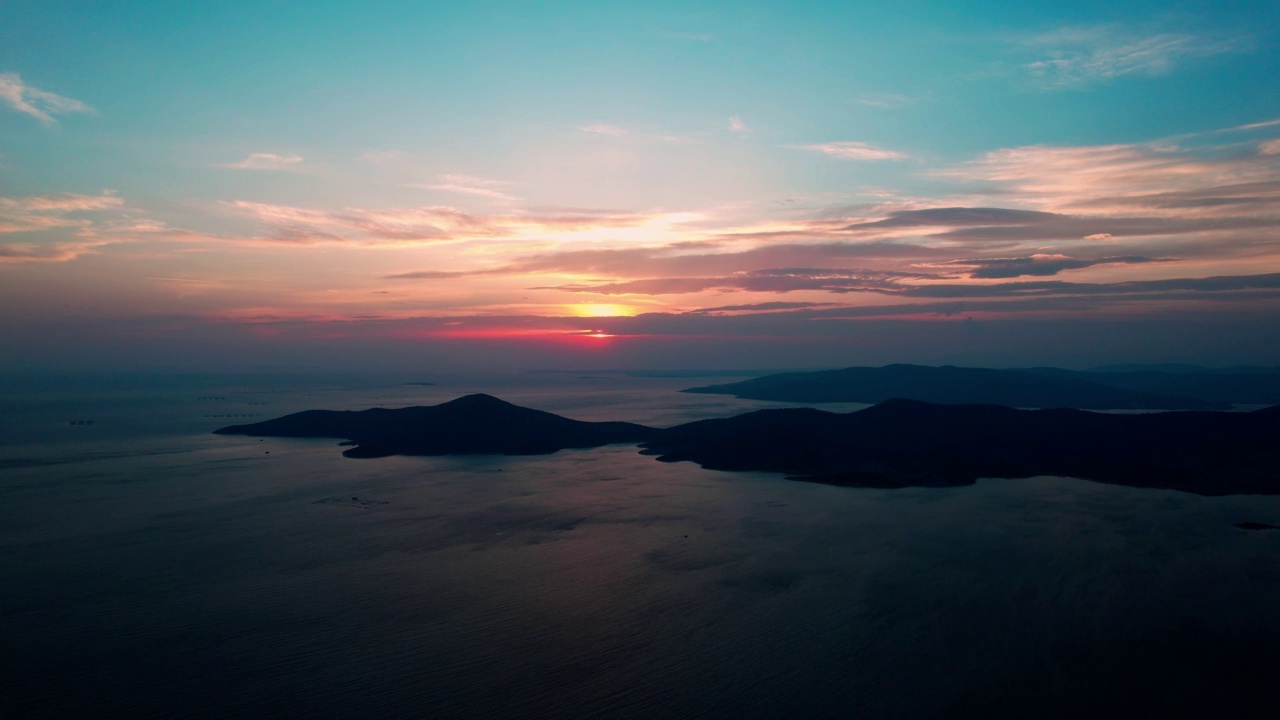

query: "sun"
left=569, top=303, right=637, bottom=318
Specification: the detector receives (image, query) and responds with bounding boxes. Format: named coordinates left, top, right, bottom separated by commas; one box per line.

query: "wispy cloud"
left=936, top=140, right=1280, bottom=215
left=225, top=200, right=704, bottom=247
left=0, top=192, right=124, bottom=235
left=1260, top=139, right=1280, bottom=156
left=533, top=269, right=1280, bottom=302
left=1225, top=118, right=1280, bottom=133
left=578, top=122, right=699, bottom=144
left=1020, top=26, right=1248, bottom=88
left=687, top=301, right=840, bottom=315
left=0, top=73, right=94, bottom=125
left=372, top=138, right=1280, bottom=304
left=223, top=152, right=305, bottom=171
left=0, top=239, right=115, bottom=262
left=408, top=174, right=517, bottom=201
left=537, top=268, right=938, bottom=296
left=922, top=254, right=1170, bottom=279
left=360, top=149, right=404, bottom=166
left=853, top=93, right=916, bottom=109
left=579, top=124, right=629, bottom=137
left=0, top=192, right=131, bottom=262
left=789, top=141, right=909, bottom=161
left=728, top=116, right=747, bottom=133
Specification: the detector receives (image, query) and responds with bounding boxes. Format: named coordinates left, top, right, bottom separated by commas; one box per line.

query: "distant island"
left=681, top=364, right=1280, bottom=409
left=216, top=393, right=1280, bottom=496
left=214, top=393, right=656, bottom=457
left=641, top=400, right=1280, bottom=495
left=403, top=382, right=436, bottom=386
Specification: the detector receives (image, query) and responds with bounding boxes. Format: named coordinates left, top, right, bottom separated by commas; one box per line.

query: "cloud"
left=360, top=149, right=404, bottom=166
left=577, top=123, right=698, bottom=145
left=924, top=254, right=1170, bottom=279
left=408, top=174, right=517, bottom=201
left=537, top=270, right=1280, bottom=304
left=897, top=272, right=1280, bottom=300
left=0, top=240, right=113, bottom=263
left=496, top=241, right=941, bottom=278
left=854, top=94, right=915, bottom=109
left=789, top=142, right=909, bottom=161
left=0, top=192, right=124, bottom=235
left=381, top=269, right=487, bottom=280
left=374, top=130, right=1280, bottom=300
left=1226, top=119, right=1280, bottom=133
left=224, top=152, right=305, bottom=170
left=686, top=301, right=840, bottom=314
left=1260, top=139, right=1280, bottom=156
left=1020, top=26, right=1248, bottom=88
left=833, top=203, right=1278, bottom=249
left=936, top=142, right=1280, bottom=216
left=226, top=200, right=703, bottom=247
left=536, top=268, right=941, bottom=296
left=0, top=73, right=94, bottom=125
left=579, top=124, right=628, bottom=137
left=0, top=192, right=136, bottom=262
left=844, top=207, right=1060, bottom=230
left=728, top=116, right=747, bottom=133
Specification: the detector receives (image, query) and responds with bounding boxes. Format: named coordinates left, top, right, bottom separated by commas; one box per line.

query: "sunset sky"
left=3, top=1, right=1279, bottom=371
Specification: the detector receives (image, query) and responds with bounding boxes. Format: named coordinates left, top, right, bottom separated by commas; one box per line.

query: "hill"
left=214, top=393, right=657, bottom=458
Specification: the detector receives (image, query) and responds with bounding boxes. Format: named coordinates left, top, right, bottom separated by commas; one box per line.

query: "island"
left=216, top=394, right=1280, bottom=496
left=214, top=393, right=657, bottom=457
left=681, top=364, right=1234, bottom=409
left=641, top=399, right=1280, bottom=495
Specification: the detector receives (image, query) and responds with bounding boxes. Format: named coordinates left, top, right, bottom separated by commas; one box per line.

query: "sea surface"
left=2, top=371, right=1279, bottom=718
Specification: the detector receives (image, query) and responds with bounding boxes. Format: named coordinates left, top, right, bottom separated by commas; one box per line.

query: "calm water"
left=2, top=372, right=1279, bottom=718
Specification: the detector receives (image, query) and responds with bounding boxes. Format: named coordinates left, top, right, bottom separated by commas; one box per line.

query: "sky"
left=2, top=1, right=1280, bottom=372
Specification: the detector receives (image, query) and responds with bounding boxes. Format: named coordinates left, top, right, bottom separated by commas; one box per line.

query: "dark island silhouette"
left=214, top=393, right=656, bottom=457
left=641, top=400, right=1280, bottom=495
left=1017, top=365, right=1280, bottom=406
left=216, top=393, right=1280, bottom=496
left=680, top=364, right=1266, bottom=409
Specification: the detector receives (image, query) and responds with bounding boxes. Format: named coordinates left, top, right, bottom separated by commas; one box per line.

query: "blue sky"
left=2, top=1, right=1279, bottom=370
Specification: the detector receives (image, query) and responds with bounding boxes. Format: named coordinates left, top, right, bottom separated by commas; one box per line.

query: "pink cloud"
left=0, top=192, right=125, bottom=237
left=223, top=200, right=704, bottom=247
left=790, top=141, right=908, bottom=161
left=0, top=73, right=93, bottom=125
left=578, top=124, right=629, bottom=137
left=223, top=152, right=305, bottom=171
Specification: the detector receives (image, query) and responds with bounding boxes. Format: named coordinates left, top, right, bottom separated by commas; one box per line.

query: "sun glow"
left=569, top=303, right=637, bottom=317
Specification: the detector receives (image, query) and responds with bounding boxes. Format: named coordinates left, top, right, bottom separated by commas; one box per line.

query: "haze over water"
left=4, top=372, right=1279, bottom=717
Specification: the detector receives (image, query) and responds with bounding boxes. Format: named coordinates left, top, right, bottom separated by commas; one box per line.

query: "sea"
left=2, top=371, right=1278, bottom=718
